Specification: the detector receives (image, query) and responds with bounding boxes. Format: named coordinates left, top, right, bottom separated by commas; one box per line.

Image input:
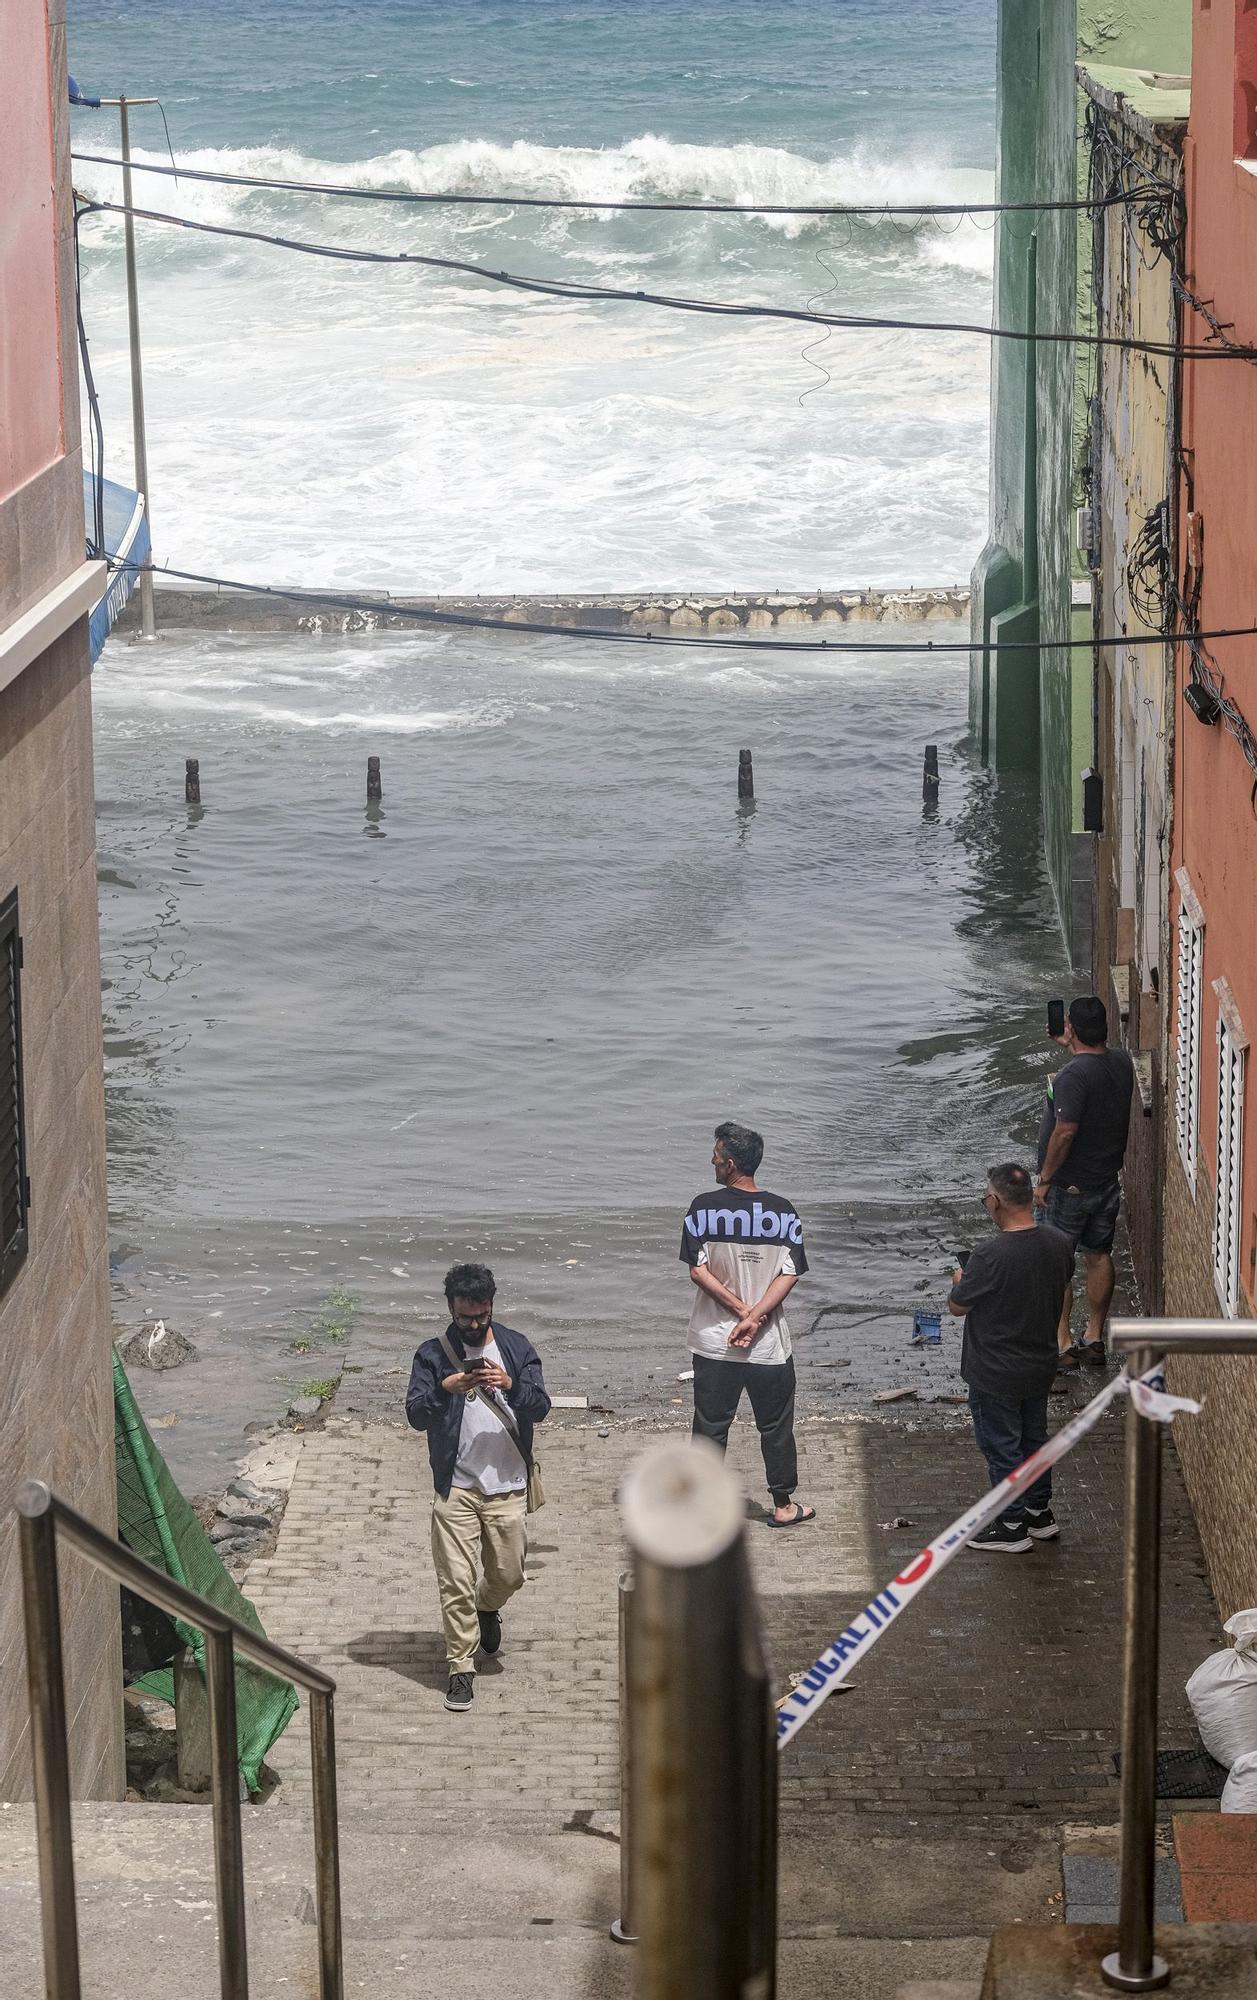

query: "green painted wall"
left=1076, top=2, right=1189, bottom=72
left=972, top=0, right=1190, bottom=954
left=1036, top=0, right=1078, bottom=950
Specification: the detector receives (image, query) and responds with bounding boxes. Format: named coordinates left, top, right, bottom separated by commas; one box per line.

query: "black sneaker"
left=477, top=1609, right=502, bottom=1656
left=1055, top=1347, right=1082, bottom=1374
left=444, top=1672, right=474, bottom=1713
left=1025, top=1507, right=1060, bottom=1541
left=970, top=1519, right=1032, bottom=1553
left=1080, top=1340, right=1107, bottom=1368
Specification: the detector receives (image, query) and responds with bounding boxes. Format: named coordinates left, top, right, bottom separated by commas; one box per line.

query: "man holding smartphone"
left=1035, top=996, right=1135, bottom=1369
left=405, top=1263, right=550, bottom=1714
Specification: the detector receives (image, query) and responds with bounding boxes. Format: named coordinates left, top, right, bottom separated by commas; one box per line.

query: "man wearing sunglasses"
left=406, top=1263, right=550, bottom=1713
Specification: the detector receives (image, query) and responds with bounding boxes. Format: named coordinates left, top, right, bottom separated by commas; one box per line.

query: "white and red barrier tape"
left=775, top=1365, right=1200, bottom=1749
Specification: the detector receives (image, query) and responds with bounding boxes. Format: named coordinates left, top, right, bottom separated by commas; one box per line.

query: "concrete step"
left=0, top=1800, right=1046, bottom=1997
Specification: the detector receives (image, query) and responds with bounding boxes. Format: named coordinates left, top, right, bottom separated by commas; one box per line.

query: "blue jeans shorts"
left=1038, top=1179, right=1122, bottom=1254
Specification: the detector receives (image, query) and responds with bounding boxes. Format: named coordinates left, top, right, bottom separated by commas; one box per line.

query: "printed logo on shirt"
left=684, top=1201, right=804, bottom=1247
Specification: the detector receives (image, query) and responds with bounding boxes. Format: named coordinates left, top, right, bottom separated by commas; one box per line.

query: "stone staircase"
left=0, top=1798, right=1030, bottom=2000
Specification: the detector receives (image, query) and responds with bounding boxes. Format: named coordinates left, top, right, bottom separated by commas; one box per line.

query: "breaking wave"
left=77, top=131, right=995, bottom=247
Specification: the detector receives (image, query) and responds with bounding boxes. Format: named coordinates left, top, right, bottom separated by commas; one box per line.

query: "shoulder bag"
left=437, top=1331, right=546, bottom=1513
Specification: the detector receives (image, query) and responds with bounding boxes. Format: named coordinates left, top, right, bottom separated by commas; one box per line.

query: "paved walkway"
left=246, top=1387, right=1217, bottom=1840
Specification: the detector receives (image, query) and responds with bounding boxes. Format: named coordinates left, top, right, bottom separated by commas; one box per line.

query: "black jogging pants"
left=691, top=1353, right=798, bottom=1504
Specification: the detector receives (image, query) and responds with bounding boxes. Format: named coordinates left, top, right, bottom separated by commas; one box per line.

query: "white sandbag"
left=1222, top=1751, right=1257, bottom=1814
left=1185, top=1609, right=1257, bottom=1768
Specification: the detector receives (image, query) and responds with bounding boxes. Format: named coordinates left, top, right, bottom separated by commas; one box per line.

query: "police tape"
left=774, top=1365, right=1200, bottom=1749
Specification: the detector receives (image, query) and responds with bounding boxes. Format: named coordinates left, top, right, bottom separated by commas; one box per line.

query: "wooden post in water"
left=738, top=749, right=754, bottom=801
left=922, top=744, right=939, bottom=803
left=367, top=756, right=382, bottom=802
left=185, top=758, right=200, bottom=805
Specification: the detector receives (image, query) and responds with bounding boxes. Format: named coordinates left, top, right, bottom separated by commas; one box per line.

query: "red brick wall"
left=1163, top=1048, right=1257, bottom=1619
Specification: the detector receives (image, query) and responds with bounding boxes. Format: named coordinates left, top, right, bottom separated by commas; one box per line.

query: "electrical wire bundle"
left=70, top=190, right=1257, bottom=362
left=1171, top=563, right=1257, bottom=792
left=71, top=148, right=1153, bottom=221
left=1126, top=503, right=1174, bottom=631
left=1084, top=100, right=1184, bottom=265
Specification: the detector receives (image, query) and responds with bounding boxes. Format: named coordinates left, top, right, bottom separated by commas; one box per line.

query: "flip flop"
left=766, top=1504, right=816, bottom=1529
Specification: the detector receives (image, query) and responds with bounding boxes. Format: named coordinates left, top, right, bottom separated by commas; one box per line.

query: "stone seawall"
left=125, top=583, right=970, bottom=636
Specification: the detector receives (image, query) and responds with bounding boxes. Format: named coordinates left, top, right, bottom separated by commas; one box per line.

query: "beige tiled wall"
left=0, top=622, right=123, bottom=1801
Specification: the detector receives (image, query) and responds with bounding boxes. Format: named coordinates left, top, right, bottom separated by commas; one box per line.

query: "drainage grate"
left=1113, top=1743, right=1229, bottom=1799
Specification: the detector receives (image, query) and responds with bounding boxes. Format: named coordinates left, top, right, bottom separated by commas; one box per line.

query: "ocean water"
left=66, top=1, right=1069, bottom=1488
left=69, top=0, right=997, bottom=591
left=93, top=623, right=1069, bottom=1486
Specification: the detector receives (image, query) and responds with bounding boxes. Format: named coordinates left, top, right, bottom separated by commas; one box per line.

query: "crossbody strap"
left=437, top=1329, right=531, bottom=1470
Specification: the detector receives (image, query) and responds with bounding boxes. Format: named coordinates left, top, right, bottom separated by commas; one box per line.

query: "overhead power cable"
left=71, top=149, right=1159, bottom=217
left=110, top=559, right=1257, bottom=657
left=74, top=198, right=1257, bottom=361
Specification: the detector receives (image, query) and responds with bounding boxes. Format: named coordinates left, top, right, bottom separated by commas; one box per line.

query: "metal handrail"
left=16, top=1479, right=343, bottom=2000
left=1101, top=1318, right=1257, bottom=1995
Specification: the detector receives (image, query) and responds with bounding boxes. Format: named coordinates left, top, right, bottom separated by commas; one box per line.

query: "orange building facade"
left=1164, top=0, right=1257, bottom=1613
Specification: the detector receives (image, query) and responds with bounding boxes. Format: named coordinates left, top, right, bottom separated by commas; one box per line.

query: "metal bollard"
left=609, top=1571, right=636, bottom=1943
left=622, top=1440, right=777, bottom=2000
left=738, top=749, right=754, bottom=800
left=366, top=756, right=382, bottom=802
left=185, top=758, right=200, bottom=804
left=922, top=744, right=939, bottom=801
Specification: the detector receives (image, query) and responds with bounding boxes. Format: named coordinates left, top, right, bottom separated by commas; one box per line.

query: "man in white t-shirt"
left=680, top=1122, right=815, bottom=1528
left=406, top=1263, right=550, bottom=1714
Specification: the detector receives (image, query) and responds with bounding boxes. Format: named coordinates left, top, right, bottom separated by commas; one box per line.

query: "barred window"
left=1, top=890, right=30, bottom=1299
left=1174, top=894, right=1204, bottom=1192
left=1212, top=1012, right=1247, bottom=1319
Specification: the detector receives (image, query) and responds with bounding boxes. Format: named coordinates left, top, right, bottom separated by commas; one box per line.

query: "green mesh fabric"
left=114, top=1351, right=299, bottom=1793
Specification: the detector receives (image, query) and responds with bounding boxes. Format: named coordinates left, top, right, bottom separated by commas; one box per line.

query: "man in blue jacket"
left=406, top=1263, right=550, bottom=1713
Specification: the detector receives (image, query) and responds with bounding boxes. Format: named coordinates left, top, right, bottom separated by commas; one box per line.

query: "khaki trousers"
left=431, top=1485, right=528, bottom=1673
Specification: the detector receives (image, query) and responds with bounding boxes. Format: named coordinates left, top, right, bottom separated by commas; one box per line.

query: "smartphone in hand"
left=1047, top=998, right=1066, bottom=1039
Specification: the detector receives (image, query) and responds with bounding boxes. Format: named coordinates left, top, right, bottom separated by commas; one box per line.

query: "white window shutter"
left=1211, top=1018, right=1245, bottom=1318
left=1175, top=903, right=1202, bottom=1193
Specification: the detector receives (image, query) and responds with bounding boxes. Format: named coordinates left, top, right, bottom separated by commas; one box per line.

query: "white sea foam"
left=78, top=133, right=995, bottom=245
left=94, top=687, right=520, bottom=733
left=75, top=130, right=994, bottom=595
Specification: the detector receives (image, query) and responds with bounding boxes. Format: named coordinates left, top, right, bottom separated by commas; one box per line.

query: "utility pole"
left=97, top=95, right=159, bottom=640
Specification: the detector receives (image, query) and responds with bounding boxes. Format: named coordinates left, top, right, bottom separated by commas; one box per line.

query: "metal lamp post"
left=93, top=94, right=160, bottom=640
left=1101, top=1319, right=1257, bottom=1992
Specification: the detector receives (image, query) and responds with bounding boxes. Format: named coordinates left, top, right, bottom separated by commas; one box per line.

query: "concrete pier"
left=121, top=582, right=970, bottom=638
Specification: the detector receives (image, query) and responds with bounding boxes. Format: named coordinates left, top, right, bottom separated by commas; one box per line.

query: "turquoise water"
left=70, top=0, right=997, bottom=591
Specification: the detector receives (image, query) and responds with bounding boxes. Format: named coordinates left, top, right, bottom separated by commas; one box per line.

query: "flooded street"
left=94, top=621, right=1067, bottom=1488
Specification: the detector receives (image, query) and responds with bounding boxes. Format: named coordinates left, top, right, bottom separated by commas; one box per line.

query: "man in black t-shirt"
left=949, top=1162, right=1075, bottom=1553
left=1034, top=995, right=1134, bottom=1370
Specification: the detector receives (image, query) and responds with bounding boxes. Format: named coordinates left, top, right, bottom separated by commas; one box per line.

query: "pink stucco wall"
left=1174, top=0, right=1257, bottom=1313
left=0, top=0, right=65, bottom=506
